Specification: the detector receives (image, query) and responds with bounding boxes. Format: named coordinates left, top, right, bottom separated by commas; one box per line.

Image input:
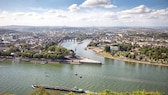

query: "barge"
left=32, top=84, right=85, bottom=93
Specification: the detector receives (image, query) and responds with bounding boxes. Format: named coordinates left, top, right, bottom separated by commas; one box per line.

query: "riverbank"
left=32, top=56, right=101, bottom=65
left=88, top=46, right=168, bottom=67
left=0, top=56, right=101, bottom=65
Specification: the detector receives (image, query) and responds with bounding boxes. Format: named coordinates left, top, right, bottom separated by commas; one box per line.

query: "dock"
left=32, top=84, right=85, bottom=93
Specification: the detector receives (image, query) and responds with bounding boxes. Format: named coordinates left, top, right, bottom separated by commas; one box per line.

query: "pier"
left=32, top=84, right=85, bottom=93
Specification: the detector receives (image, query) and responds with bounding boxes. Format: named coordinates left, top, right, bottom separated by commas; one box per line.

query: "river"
left=0, top=39, right=168, bottom=95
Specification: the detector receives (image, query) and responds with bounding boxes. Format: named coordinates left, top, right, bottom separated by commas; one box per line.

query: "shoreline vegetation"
left=88, top=46, right=168, bottom=67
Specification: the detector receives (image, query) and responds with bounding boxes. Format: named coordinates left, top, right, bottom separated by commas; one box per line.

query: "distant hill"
left=0, top=25, right=168, bottom=33
left=0, top=28, right=20, bottom=34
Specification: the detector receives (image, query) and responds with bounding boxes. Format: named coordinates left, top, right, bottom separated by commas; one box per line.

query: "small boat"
left=74, top=73, right=78, bottom=76
left=72, top=87, right=85, bottom=93
left=32, top=85, right=36, bottom=88
left=79, top=76, right=83, bottom=78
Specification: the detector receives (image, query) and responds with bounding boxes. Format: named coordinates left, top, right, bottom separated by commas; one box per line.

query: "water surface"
left=0, top=39, right=168, bottom=95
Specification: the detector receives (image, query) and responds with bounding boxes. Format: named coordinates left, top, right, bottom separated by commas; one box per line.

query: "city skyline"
left=0, top=0, right=168, bottom=27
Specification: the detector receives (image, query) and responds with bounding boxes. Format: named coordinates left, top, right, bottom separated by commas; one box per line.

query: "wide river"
left=0, top=39, right=168, bottom=95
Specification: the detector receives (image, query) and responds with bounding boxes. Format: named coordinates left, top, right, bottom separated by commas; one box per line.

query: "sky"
left=0, top=0, right=168, bottom=27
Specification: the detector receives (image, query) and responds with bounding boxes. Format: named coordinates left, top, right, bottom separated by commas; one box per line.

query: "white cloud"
left=80, top=0, right=117, bottom=9
left=47, top=9, right=65, bottom=14
left=44, top=9, right=67, bottom=18
left=12, top=12, right=25, bottom=16
left=122, top=5, right=152, bottom=14
left=103, top=12, right=118, bottom=19
left=119, top=15, right=132, bottom=19
left=29, top=7, right=49, bottom=12
left=0, top=16, right=4, bottom=19
left=152, top=8, right=168, bottom=16
left=0, top=5, right=168, bottom=26
left=68, top=4, right=80, bottom=12
left=1, top=11, right=8, bottom=14
left=25, top=12, right=37, bottom=16
left=48, top=10, right=57, bottom=13
left=56, top=14, right=66, bottom=18
left=81, top=0, right=109, bottom=7
left=104, top=4, right=117, bottom=8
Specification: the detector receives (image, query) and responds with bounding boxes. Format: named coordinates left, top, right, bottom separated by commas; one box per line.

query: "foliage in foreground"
left=29, top=88, right=50, bottom=95
left=95, top=90, right=162, bottom=95
left=67, top=90, right=162, bottom=95
left=30, top=88, right=162, bottom=95
left=0, top=88, right=162, bottom=95
left=0, top=93, right=15, bottom=95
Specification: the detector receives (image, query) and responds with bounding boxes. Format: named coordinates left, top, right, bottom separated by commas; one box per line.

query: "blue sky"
left=0, top=0, right=167, bottom=11
left=0, top=0, right=168, bottom=26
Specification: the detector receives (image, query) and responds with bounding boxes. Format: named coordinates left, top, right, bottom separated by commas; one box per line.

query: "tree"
left=68, top=90, right=162, bottom=95
left=88, top=41, right=99, bottom=47
left=48, top=46, right=55, bottom=51
left=0, top=93, right=15, bottom=95
left=21, top=44, right=28, bottom=49
left=22, top=51, right=35, bottom=58
left=8, top=46, right=19, bottom=53
left=67, top=92, right=75, bottom=95
left=118, top=43, right=132, bottom=51
left=29, top=88, right=50, bottom=95
left=122, top=52, right=129, bottom=57
left=139, top=46, right=168, bottom=61
left=1, top=51, right=10, bottom=56
left=104, top=45, right=111, bottom=52
left=131, top=54, right=136, bottom=59
left=111, top=51, right=116, bottom=56
left=33, top=53, right=42, bottom=58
